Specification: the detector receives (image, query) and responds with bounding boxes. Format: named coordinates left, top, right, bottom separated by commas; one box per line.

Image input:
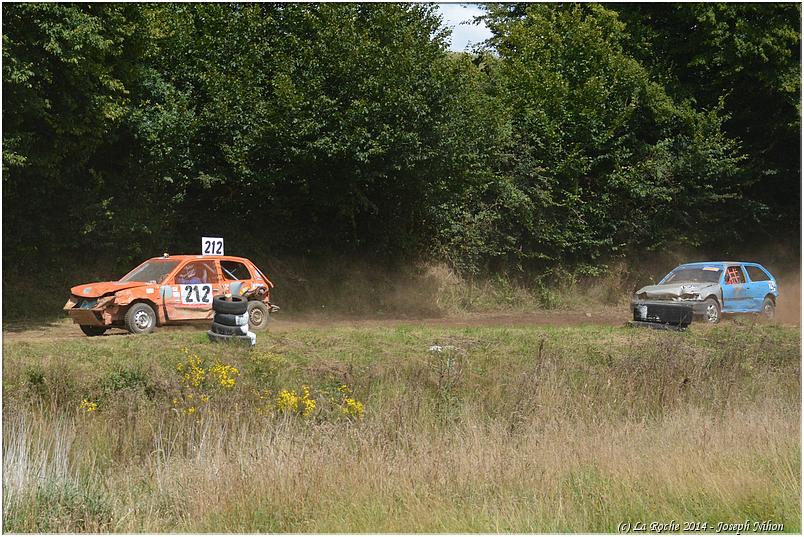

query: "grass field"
left=2, top=319, right=800, bottom=532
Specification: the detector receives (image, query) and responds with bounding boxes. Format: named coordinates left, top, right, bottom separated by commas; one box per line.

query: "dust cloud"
left=775, top=271, right=801, bottom=326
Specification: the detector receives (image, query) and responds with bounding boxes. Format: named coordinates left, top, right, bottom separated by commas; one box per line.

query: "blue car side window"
left=745, top=265, right=771, bottom=282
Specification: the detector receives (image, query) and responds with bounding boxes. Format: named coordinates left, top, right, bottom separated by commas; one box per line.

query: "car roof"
left=676, top=261, right=763, bottom=268
left=147, top=254, right=251, bottom=262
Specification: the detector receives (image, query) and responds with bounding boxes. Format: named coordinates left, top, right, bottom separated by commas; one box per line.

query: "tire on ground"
left=207, top=330, right=254, bottom=346
left=212, top=295, right=248, bottom=315
left=213, top=312, right=249, bottom=326
left=80, top=325, right=107, bottom=337
left=125, top=302, right=156, bottom=334
left=247, top=301, right=270, bottom=331
left=211, top=321, right=248, bottom=336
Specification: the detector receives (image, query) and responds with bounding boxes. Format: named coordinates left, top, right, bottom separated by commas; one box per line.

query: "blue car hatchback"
left=632, top=262, right=778, bottom=323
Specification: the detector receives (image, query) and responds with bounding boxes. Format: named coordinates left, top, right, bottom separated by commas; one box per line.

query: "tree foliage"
left=445, top=4, right=754, bottom=273
left=2, top=3, right=800, bottom=276
left=614, top=3, right=801, bottom=233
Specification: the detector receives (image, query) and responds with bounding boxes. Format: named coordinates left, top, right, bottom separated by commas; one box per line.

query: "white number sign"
left=180, top=284, right=213, bottom=305
left=202, top=237, right=224, bottom=256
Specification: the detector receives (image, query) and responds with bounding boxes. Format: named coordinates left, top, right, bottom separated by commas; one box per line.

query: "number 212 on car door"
left=180, top=284, right=212, bottom=305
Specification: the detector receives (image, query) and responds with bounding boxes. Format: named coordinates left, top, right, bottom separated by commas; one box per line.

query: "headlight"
left=96, top=295, right=116, bottom=307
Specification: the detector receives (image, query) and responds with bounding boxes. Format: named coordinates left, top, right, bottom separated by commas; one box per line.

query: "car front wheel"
left=703, top=298, right=721, bottom=324
left=125, top=303, right=156, bottom=334
left=80, top=325, right=107, bottom=337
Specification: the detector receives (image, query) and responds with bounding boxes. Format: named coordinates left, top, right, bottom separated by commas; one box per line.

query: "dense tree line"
left=3, top=3, right=800, bottom=276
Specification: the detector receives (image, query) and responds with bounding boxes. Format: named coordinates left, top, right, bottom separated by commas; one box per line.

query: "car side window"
left=175, top=261, right=220, bottom=284
left=724, top=266, right=745, bottom=285
left=746, top=266, right=770, bottom=282
left=220, top=260, right=252, bottom=281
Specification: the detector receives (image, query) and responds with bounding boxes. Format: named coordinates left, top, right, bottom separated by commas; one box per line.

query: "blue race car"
left=632, top=262, right=778, bottom=324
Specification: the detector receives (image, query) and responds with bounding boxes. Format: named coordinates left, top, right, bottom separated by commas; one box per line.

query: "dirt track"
left=5, top=307, right=800, bottom=343
left=3, top=310, right=630, bottom=343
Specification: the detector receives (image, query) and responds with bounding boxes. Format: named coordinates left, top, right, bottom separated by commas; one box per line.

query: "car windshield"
left=663, top=267, right=723, bottom=284
left=120, top=260, right=180, bottom=284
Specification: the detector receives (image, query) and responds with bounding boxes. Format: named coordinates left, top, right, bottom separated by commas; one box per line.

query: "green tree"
left=445, top=3, right=752, bottom=273
left=3, top=3, right=144, bottom=264
left=614, top=3, right=801, bottom=238
left=2, top=2, right=797, bottom=283
left=135, top=3, right=465, bottom=260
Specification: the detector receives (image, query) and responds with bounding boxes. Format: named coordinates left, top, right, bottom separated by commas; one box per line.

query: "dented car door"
left=744, top=264, right=776, bottom=311
left=721, top=265, right=752, bottom=312
left=163, top=259, right=223, bottom=320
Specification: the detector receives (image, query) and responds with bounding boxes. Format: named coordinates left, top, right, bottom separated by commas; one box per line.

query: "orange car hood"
left=71, top=281, right=149, bottom=298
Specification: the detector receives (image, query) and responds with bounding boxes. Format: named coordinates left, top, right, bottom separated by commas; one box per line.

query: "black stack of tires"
left=208, top=295, right=256, bottom=346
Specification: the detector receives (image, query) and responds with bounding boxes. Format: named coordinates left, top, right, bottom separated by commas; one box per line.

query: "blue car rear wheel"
left=762, top=297, right=776, bottom=319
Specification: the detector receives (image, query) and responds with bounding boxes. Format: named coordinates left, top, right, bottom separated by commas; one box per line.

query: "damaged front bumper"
left=63, top=295, right=118, bottom=327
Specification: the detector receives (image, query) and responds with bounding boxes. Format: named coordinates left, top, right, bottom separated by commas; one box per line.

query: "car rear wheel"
left=125, top=303, right=156, bottom=334
left=761, top=297, right=776, bottom=319
left=247, top=301, right=270, bottom=331
left=703, top=298, right=720, bottom=324
left=80, top=325, right=107, bottom=337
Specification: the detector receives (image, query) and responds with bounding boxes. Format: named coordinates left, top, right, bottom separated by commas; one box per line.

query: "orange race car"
left=63, top=254, right=279, bottom=336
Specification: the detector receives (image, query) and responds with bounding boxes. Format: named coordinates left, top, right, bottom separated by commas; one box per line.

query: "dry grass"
left=2, top=323, right=800, bottom=532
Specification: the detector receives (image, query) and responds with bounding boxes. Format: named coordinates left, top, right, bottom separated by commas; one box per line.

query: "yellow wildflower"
left=274, top=386, right=316, bottom=418
left=210, top=362, right=239, bottom=389
left=341, top=397, right=364, bottom=418
left=302, top=397, right=316, bottom=417
left=276, top=389, right=299, bottom=412
left=177, top=352, right=207, bottom=389
left=79, top=399, right=98, bottom=412
left=301, top=386, right=316, bottom=417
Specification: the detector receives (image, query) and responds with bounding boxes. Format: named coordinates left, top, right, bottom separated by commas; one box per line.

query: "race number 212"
left=181, top=284, right=212, bottom=305
left=202, top=237, right=224, bottom=256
